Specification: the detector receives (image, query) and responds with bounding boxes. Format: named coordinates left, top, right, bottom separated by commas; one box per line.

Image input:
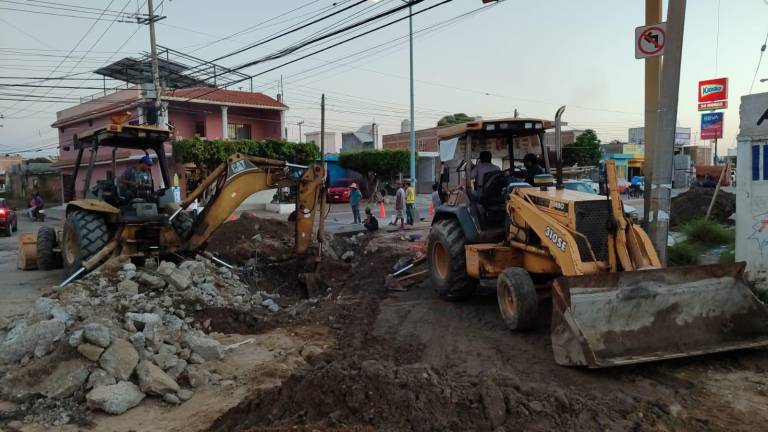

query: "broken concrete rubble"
left=83, top=322, right=111, bottom=348
left=136, top=360, right=180, bottom=396
left=86, top=381, right=145, bottom=415
left=0, top=319, right=65, bottom=363
left=99, top=339, right=139, bottom=381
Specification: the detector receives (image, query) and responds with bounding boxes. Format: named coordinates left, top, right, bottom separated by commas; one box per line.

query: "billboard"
left=701, top=112, right=724, bottom=140
left=698, top=78, right=728, bottom=104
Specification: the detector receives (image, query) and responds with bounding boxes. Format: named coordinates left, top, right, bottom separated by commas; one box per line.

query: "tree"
left=437, top=113, right=475, bottom=127
left=562, top=129, right=602, bottom=167
left=338, top=150, right=410, bottom=198
left=173, top=136, right=320, bottom=173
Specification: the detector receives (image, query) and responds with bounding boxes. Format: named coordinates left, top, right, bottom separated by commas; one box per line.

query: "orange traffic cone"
left=429, top=200, right=434, bottom=216
left=379, top=201, right=387, bottom=218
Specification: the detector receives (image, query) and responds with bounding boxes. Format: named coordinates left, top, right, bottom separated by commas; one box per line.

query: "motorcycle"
left=28, top=207, right=45, bottom=222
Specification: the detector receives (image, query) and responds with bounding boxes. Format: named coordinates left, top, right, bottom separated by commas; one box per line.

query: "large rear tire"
left=497, top=267, right=538, bottom=331
left=428, top=219, right=474, bottom=300
left=36, top=226, right=61, bottom=270
left=62, top=210, right=108, bottom=276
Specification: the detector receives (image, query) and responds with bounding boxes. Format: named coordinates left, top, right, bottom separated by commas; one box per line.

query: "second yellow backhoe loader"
left=23, top=124, right=327, bottom=290
left=428, top=111, right=768, bottom=368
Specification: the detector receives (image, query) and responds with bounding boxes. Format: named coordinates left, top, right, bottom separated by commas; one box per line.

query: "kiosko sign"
left=698, top=78, right=728, bottom=103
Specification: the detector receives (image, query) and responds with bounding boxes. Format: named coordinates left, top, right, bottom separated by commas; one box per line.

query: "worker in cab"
left=471, top=151, right=501, bottom=192
left=120, top=155, right=154, bottom=201
left=522, top=153, right=544, bottom=186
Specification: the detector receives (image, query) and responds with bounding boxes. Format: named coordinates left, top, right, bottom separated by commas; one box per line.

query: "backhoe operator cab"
left=433, top=118, right=553, bottom=245
left=71, top=124, right=177, bottom=222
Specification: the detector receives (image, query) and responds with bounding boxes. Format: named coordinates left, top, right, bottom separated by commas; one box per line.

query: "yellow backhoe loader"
left=428, top=110, right=768, bottom=368
left=21, top=124, right=326, bottom=289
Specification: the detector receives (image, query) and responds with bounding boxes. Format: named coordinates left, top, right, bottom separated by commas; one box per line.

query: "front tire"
left=37, top=226, right=61, bottom=270
left=497, top=267, right=538, bottom=331
left=62, top=210, right=108, bottom=276
left=427, top=219, right=474, bottom=300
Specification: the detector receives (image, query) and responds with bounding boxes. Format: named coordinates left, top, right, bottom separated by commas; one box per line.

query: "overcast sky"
left=1, top=0, right=767, bottom=156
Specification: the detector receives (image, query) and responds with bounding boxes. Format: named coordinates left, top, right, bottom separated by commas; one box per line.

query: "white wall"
left=736, top=93, right=768, bottom=289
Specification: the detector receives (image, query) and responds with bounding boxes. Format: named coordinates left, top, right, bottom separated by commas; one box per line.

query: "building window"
left=227, top=123, right=251, bottom=139
left=194, top=121, right=205, bottom=137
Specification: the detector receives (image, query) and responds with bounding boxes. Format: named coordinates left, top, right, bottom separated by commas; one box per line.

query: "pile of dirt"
left=670, top=188, right=735, bottom=228
left=206, top=213, right=294, bottom=265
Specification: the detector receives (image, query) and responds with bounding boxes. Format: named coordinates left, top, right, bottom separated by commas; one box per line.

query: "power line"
left=2, top=0, right=121, bottom=116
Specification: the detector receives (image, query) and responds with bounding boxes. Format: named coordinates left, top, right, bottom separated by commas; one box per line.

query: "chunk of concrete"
left=77, top=343, right=105, bottom=361
left=39, top=358, right=90, bottom=399
left=0, top=319, right=65, bottom=363
left=86, top=381, right=145, bottom=415
left=166, top=270, right=191, bottom=291
left=99, top=339, right=139, bottom=381
left=136, top=360, right=180, bottom=396
left=136, top=272, right=166, bottom=289
left=117, top=279, right=139, bottom=296
left=86, top=368, right=116, bottom=389
left=83, top=323, right=111, bottom=348
left=184, top=333, right=223, bottom=361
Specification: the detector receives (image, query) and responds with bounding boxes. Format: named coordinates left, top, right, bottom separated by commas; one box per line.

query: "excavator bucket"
left=551, top=263, right=768, bottom=368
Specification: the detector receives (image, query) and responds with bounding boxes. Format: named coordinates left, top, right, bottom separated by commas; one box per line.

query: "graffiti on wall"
left=750, top=212, right=768, bottom=256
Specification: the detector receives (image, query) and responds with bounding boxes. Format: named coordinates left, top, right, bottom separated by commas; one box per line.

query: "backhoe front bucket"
left=551, top=263, right=768, bottom=368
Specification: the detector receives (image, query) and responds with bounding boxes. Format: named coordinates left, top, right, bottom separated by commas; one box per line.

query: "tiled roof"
left=162, top=87, right=286, bottom=109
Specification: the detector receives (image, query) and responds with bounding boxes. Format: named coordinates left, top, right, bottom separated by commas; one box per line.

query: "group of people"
left=346, top=179, right=421, bottom=232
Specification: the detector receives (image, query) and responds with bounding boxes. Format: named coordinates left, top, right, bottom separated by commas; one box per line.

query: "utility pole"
left=146, top=0, right=163, bottom=128
left=297, top=121, right=304, bottom=143
left=372, top=121, right=378, bottom=149
left=406, top=0, right=416, bottom=186
left=647, top=0, right=686, bottom=264
left=642, top=0, right=662, bottom=228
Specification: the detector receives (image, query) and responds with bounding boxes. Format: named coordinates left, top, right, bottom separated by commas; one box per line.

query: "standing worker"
left=391, top=182, right=406, bottom=228
left=431, top=183, right=441, bottom=211
left=405, top=180, right=416, bottom=225
left=349, top=183, right=362, bottom=224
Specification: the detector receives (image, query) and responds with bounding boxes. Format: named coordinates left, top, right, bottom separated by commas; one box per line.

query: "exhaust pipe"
left=555, top=106, right=566, bottom=190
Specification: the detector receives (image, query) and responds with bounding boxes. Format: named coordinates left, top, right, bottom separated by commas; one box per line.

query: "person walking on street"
left=349, top=183, right=362, bottom=224
left=405, top=180, right=416, bottom=225
left=363, top=207, right=379, bottom=232
left=392, top=182, right=406, bottom=228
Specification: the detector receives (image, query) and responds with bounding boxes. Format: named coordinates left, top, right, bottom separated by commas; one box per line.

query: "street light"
left=371, top=0, right=416, bottom=186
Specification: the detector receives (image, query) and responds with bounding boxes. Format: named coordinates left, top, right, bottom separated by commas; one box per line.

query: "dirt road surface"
left=203, top=223, right=768, bottom=432
left=0, top=217, right=63, bottom=319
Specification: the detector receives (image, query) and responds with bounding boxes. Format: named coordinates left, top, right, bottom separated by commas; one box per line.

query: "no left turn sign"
left=635, top=23, right=666, bottom=59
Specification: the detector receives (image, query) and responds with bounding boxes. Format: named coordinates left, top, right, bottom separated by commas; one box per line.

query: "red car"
left=326, top=178, right=356, bottom=203
left=0, top=198, right=18, bottom=236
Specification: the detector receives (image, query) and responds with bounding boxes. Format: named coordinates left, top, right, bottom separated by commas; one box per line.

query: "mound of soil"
left=670, top=188, right=735, bottom=228
left=207, top=213, right=295, bottom=265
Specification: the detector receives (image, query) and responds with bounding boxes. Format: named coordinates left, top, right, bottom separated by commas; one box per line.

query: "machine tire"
left=428, top=218, right=475, bottom=300
left=497, top=267, right=538, bottom=331
left=62, top=210, right=108, bottom=276
left=36, top=226, right=61, bottom=270
left=171, top=211, right=194, bottom=240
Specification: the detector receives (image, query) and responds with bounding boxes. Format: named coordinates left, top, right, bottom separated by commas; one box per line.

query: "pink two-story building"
left=52, top=87, right=287, bottom=200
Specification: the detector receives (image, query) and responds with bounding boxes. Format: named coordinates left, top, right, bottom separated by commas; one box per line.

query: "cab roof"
left=437, top=117, right=554, bottom=140
left=72, top=124, right=171, bottom=150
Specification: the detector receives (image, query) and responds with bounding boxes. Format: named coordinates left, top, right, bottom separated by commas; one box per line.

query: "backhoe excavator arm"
left=180, top=153, right=325, bottom=254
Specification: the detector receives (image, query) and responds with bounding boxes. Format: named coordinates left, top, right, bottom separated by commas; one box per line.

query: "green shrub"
left=680, top=218, right=734, bottom=247
left=173, top=136, right=321, bottom=172
left=718, top=244, right=736, bottom=264
left=667, top=242, right=701, bottom=266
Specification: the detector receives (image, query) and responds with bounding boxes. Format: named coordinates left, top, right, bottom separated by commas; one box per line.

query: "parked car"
left=0, top=198, right=18, bottom=236
left=327, top=178, right=356, bottom=203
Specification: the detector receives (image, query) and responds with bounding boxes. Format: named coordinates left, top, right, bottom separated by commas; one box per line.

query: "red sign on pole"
left=698, top=78, right=728, bottom=103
